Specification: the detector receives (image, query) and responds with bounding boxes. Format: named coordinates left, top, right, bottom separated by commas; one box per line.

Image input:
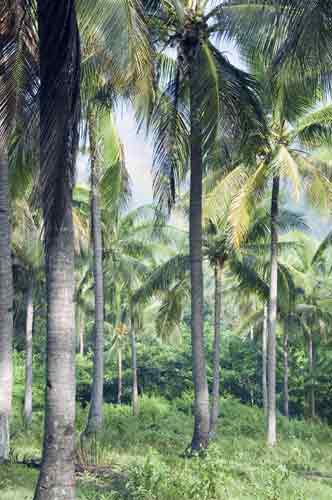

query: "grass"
left=1, top=396, right=332, bottom=499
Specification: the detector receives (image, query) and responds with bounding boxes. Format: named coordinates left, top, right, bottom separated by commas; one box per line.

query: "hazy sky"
left=115, top=107, right=154, bottom=207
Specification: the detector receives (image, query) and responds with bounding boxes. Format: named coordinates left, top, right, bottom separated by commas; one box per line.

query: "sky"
left=115, top=107, right=154, bottom=207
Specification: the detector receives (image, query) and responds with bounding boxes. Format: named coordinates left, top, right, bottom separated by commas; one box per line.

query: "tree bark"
left=0, top=147, right=13, bottom=463
left=117, top=347, right=122, bottom=405
left=308, top=332, right=315, bottom=419
left=189, top=60, right=210, bottom=451
left=283, top=326, right=289, bottom=418
left=79, top=320, right=84, bottom=356
left=267, top=176, right=280, bottom=447
left=209, top=262, right=222, bottom=436
left=34, top=1, right=79, bottom=498
left=86, top=110, right=105, bottom=433
left=24, top=279, right=34, bottom=427
left=262, top=304, right=268, bottom=416
left=34, top=208, right=76, bottom=500
left=131, top=328, right=139, bottom=416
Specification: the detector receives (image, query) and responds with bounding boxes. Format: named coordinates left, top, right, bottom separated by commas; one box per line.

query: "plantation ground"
left=1, top=397, right=332, bottom=499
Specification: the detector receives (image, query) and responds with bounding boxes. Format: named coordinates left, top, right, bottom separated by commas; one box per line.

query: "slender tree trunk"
left=131, top=328, right=139, bottom=416
left=79, top=320, right=84, bottom=356
left=209, top=262, right=223, bottom=436
left=308, top=332, right=315, bottom=419
left=34, top=2, right=80, bottom=498
left=86, top=110, right=105, bottom=433
left=189, top=60, right=210, bottom=451
left=249, top=325, right=254, bottom=406
left=24, top=279, right=34, bottom=427
left=0, top=148, right=13, bottom=463
left=283, top=326, right=289, bottom=418
left=262, top=304, right=268, bottom=415
left=118, top=347, right=122, bottom=405
left=267, top=176, right=280, bottom=447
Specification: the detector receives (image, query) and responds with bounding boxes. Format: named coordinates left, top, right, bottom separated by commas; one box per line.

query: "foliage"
left=3, top=396, right=332, bottom=499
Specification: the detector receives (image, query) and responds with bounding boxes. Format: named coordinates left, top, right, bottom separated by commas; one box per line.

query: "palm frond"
left=312, top=231, right=332, bottom=265
left=133, top=254, right=190, bottom=304
left=38, top=0, right=81, bottom=243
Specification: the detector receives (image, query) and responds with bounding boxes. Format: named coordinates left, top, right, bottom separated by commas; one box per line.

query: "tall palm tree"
left=32, top=1, right=81, bottom=498
left=86, top=121, right=130, bottom=432
left=0, top=148, right=13, bottom=461
left=79, top=0, right=151, bottom=434
left=12, top=198, right=44, bottom=427
left=104, top=205, right=171, bottom=413
left=0, top=0, right=37, bottom=462
left=85, top=110, right=107, bottom=434
left=228, top=62, right=332, bottom=445
left=0, top=2, right=18, bottom=463
left=144, top=0, right=264, bottom=451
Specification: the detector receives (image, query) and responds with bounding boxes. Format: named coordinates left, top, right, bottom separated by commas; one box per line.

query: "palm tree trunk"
left=249, top=324, right=254, bottom=406
left=130, top=328, right=139, bottom=416
left=308, top=332, right=315, bottom=419
left=262, top=304, right=268, bottom=415
left=24, top=279, right=34, bottom=427
left=189, top=61, right=210, bottom=451
left=79, top=320, right=84, bottom=356
left=118, top=347, right=123, bottom=405
left=86, top=110, right=105, bottom=433
left=34, top=2, right=79, bottom=497
left=0, top=148, right=13, bottom=463
left=267, top=175, right=280, bottom=447
left=34, top=208, right=76, bottom=500
left=283, top=326, right=289, bottom=418
left=209, top=262, right=223, bottom=436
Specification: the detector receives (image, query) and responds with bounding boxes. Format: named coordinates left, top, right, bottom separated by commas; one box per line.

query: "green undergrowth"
left=1, top=396, right=332, bottom=499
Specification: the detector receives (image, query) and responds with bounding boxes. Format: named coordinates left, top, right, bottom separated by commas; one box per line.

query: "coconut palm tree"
left=226, top=56, right=332, bottom=445
left=0, top=0, right=32, bottom=462
left=0, top=147, right=13, bottom=461
left=85, top=135, right=130, bottom=432
left=143, top=0, right=264, bottom=451
left=31, top=1, right=81, bottom=497
left=12, top=198, right=44, bottom=427
left=79, top=0, right=151, bottom=433
left=283, top=234, right=332, bottom=420
left=204, top=195, right=306, bottom=432
left=104, top=205, right=177, bottom=413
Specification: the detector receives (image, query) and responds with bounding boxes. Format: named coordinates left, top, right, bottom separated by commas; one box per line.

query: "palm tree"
left=228, top=62, right=332, bottom=445
left=85, top=110, right=107, bottom=433
left=283, top=234, right=332, bottom=420
left=0, top=148, right=13, bottom=461
left=0, top=2, right=22, bottom=463
left=86, top=124, right=130, bottom=432
left=79, top=0, right=151, bottom=434
left=104, top=205, right=172, bottom=413
left=144, top=0, right=264, bottom=451
left=12, top=198, right=44, bottom=427
left=204, top=132, right=309, bottom=426
left=0, top=0, right=39, bottom=461
left=32, top=1, right=81, bottom=498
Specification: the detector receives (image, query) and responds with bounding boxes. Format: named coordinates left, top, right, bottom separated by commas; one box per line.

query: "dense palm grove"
left=1, top=1, right=332, bottom=499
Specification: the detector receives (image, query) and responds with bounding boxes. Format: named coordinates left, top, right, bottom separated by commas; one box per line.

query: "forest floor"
left=1, top=396, right=332, bottom=499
